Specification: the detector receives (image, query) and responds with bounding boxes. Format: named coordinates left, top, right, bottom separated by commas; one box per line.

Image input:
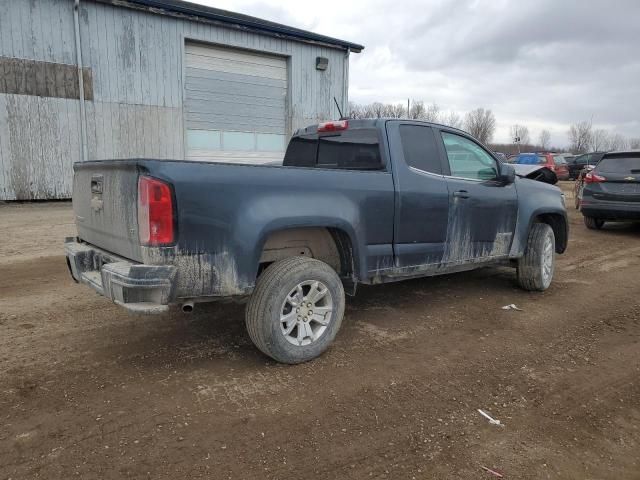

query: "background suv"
left=580, top=151, right=640, bottom=229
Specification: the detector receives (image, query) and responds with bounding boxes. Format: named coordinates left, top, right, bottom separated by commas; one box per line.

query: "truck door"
left=386, top=122, right=450, bottom=268
left=437, top=129, right=518, bottom=263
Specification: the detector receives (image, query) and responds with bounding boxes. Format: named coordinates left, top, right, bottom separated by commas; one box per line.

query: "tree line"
left=567, top=120, right=640, bottom=154
left=348, top=101, right=493, bottom=144
left=347, top=100, right=638, bottom=154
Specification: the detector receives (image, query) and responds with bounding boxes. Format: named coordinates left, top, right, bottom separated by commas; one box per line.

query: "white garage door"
left=184, top=42, right=288, bottom=164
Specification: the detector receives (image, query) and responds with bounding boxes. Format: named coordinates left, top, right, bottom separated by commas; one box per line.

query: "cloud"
left=192, top=0, right=640, bottom=146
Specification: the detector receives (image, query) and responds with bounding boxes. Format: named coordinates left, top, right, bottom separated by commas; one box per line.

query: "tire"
left=584, top=216, right=604, bottom=230
left=516, top=223, right=555, bottom=291
left=245, top=256, right=345, bottom=364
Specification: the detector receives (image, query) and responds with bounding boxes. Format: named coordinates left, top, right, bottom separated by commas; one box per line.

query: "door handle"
left=453, top=190, right=470, bottom=199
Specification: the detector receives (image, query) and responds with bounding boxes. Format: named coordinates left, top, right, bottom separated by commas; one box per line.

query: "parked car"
left=65, top=119, right=568, bottom=364
left=551, top=154, right=571, bottom=180
left=580, top=150, right=640, bottom=229
left=567, top=151, right=607, bottom=180
left=514, top=152, right=570, bottom=180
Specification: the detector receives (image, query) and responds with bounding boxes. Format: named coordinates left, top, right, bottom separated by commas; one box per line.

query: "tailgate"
left=72, top=161, right=144, bottom=262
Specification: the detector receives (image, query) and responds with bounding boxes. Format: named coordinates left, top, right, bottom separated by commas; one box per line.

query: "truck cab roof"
left=293, top=118, right=468, bottom=137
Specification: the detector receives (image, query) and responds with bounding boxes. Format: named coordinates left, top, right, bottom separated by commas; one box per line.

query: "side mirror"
left=497, top=163, right=516, bottom=185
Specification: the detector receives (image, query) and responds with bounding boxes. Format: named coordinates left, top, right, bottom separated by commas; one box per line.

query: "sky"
left=197, top=0, right=639, bottom=147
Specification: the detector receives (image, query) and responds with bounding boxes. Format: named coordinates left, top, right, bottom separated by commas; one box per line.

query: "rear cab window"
left=283, top=128, right=384, bottom=171
left=283, top=136, right=317, bottom=167
left=317, top=129, right=382, bottom=170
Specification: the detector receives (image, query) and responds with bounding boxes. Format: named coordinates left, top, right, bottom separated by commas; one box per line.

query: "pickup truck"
left=65, top=119, right=568, bottom=364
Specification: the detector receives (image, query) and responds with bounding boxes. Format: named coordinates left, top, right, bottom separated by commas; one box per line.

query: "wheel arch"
left=530, top=211, right=568, bottom=253
left=253, top=224, right=360, bottom=282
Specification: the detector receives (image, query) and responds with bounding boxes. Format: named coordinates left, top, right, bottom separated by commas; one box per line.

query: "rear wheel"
left=516, top=223, right=555, bottom=291
left=246, top=256, right=345, bottom=364
left=584, top=216, right=604, bottom=230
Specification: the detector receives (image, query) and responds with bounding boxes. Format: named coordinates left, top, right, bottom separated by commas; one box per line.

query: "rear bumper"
left=64, top=238, right=177, bottom=313
left=581, top=201, right=640, bottom=220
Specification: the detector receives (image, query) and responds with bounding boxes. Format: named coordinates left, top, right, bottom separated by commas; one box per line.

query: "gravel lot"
left=1, top=183, right=639, bottom=479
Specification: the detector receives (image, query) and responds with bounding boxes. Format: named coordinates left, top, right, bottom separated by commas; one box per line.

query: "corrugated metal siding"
left=0, top=0, right=349, bottom=200
left=0, top=0, right=81, bottom=200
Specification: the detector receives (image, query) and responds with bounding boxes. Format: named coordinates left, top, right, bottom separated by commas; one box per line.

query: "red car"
left=514, top=152, right=570, bottom=180
left=543, top=153, right=570, bottom=180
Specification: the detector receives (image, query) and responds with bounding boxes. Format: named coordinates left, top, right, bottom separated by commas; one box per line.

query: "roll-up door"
left=184, top=42, right=288, bottom=164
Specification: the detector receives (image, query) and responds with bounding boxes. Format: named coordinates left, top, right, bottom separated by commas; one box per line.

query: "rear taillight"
left=584, top=172, right=606, bottom=184
left=137, top=175, right=175, bottom=246
left=318, top=120, right=348, bottom=132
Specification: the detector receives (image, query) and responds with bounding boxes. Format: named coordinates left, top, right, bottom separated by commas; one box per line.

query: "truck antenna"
left=334, top=97, right=346, bottom=120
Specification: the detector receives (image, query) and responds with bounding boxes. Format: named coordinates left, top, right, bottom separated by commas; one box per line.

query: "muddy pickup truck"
left=65, top=119, right=568, bottom=363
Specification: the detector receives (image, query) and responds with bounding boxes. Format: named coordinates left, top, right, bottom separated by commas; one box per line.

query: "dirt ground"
left=1, top=183, right=639, bottom=480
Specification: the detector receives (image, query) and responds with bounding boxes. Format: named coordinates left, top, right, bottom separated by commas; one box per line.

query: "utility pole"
left=407, top=98, right=410, bottom=119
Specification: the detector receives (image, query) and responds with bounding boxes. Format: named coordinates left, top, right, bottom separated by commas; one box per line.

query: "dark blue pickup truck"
left=65, top=119, right=568, bottom=363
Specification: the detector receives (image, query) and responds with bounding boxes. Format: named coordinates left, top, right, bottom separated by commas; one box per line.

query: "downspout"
left=342, top=49, right=350, bottom=118
left=73, top=0, right=88, bottom=162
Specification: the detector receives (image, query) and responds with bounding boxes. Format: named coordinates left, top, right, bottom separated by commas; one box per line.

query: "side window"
left=441, top=132, right=499, bottom=180
left=317, top=129, right=383, bottom=170
left=399, top=125, right=443, bottom=174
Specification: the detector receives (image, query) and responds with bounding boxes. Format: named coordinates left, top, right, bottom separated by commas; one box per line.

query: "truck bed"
left=72, top=159, right=395, bottom=298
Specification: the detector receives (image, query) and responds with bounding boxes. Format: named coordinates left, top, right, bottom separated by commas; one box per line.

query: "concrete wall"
left=0, top=0, right=350, bottom=200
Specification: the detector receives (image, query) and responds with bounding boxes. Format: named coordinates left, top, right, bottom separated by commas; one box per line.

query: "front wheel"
left=246, top=256, right=345, bottom=364
left=516, top=223, right=555, bottom=291
left=584, top=216, right=604, bottom=230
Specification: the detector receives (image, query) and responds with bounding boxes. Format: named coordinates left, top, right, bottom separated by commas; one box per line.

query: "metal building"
left=0, top=0, right=363, bottom=200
